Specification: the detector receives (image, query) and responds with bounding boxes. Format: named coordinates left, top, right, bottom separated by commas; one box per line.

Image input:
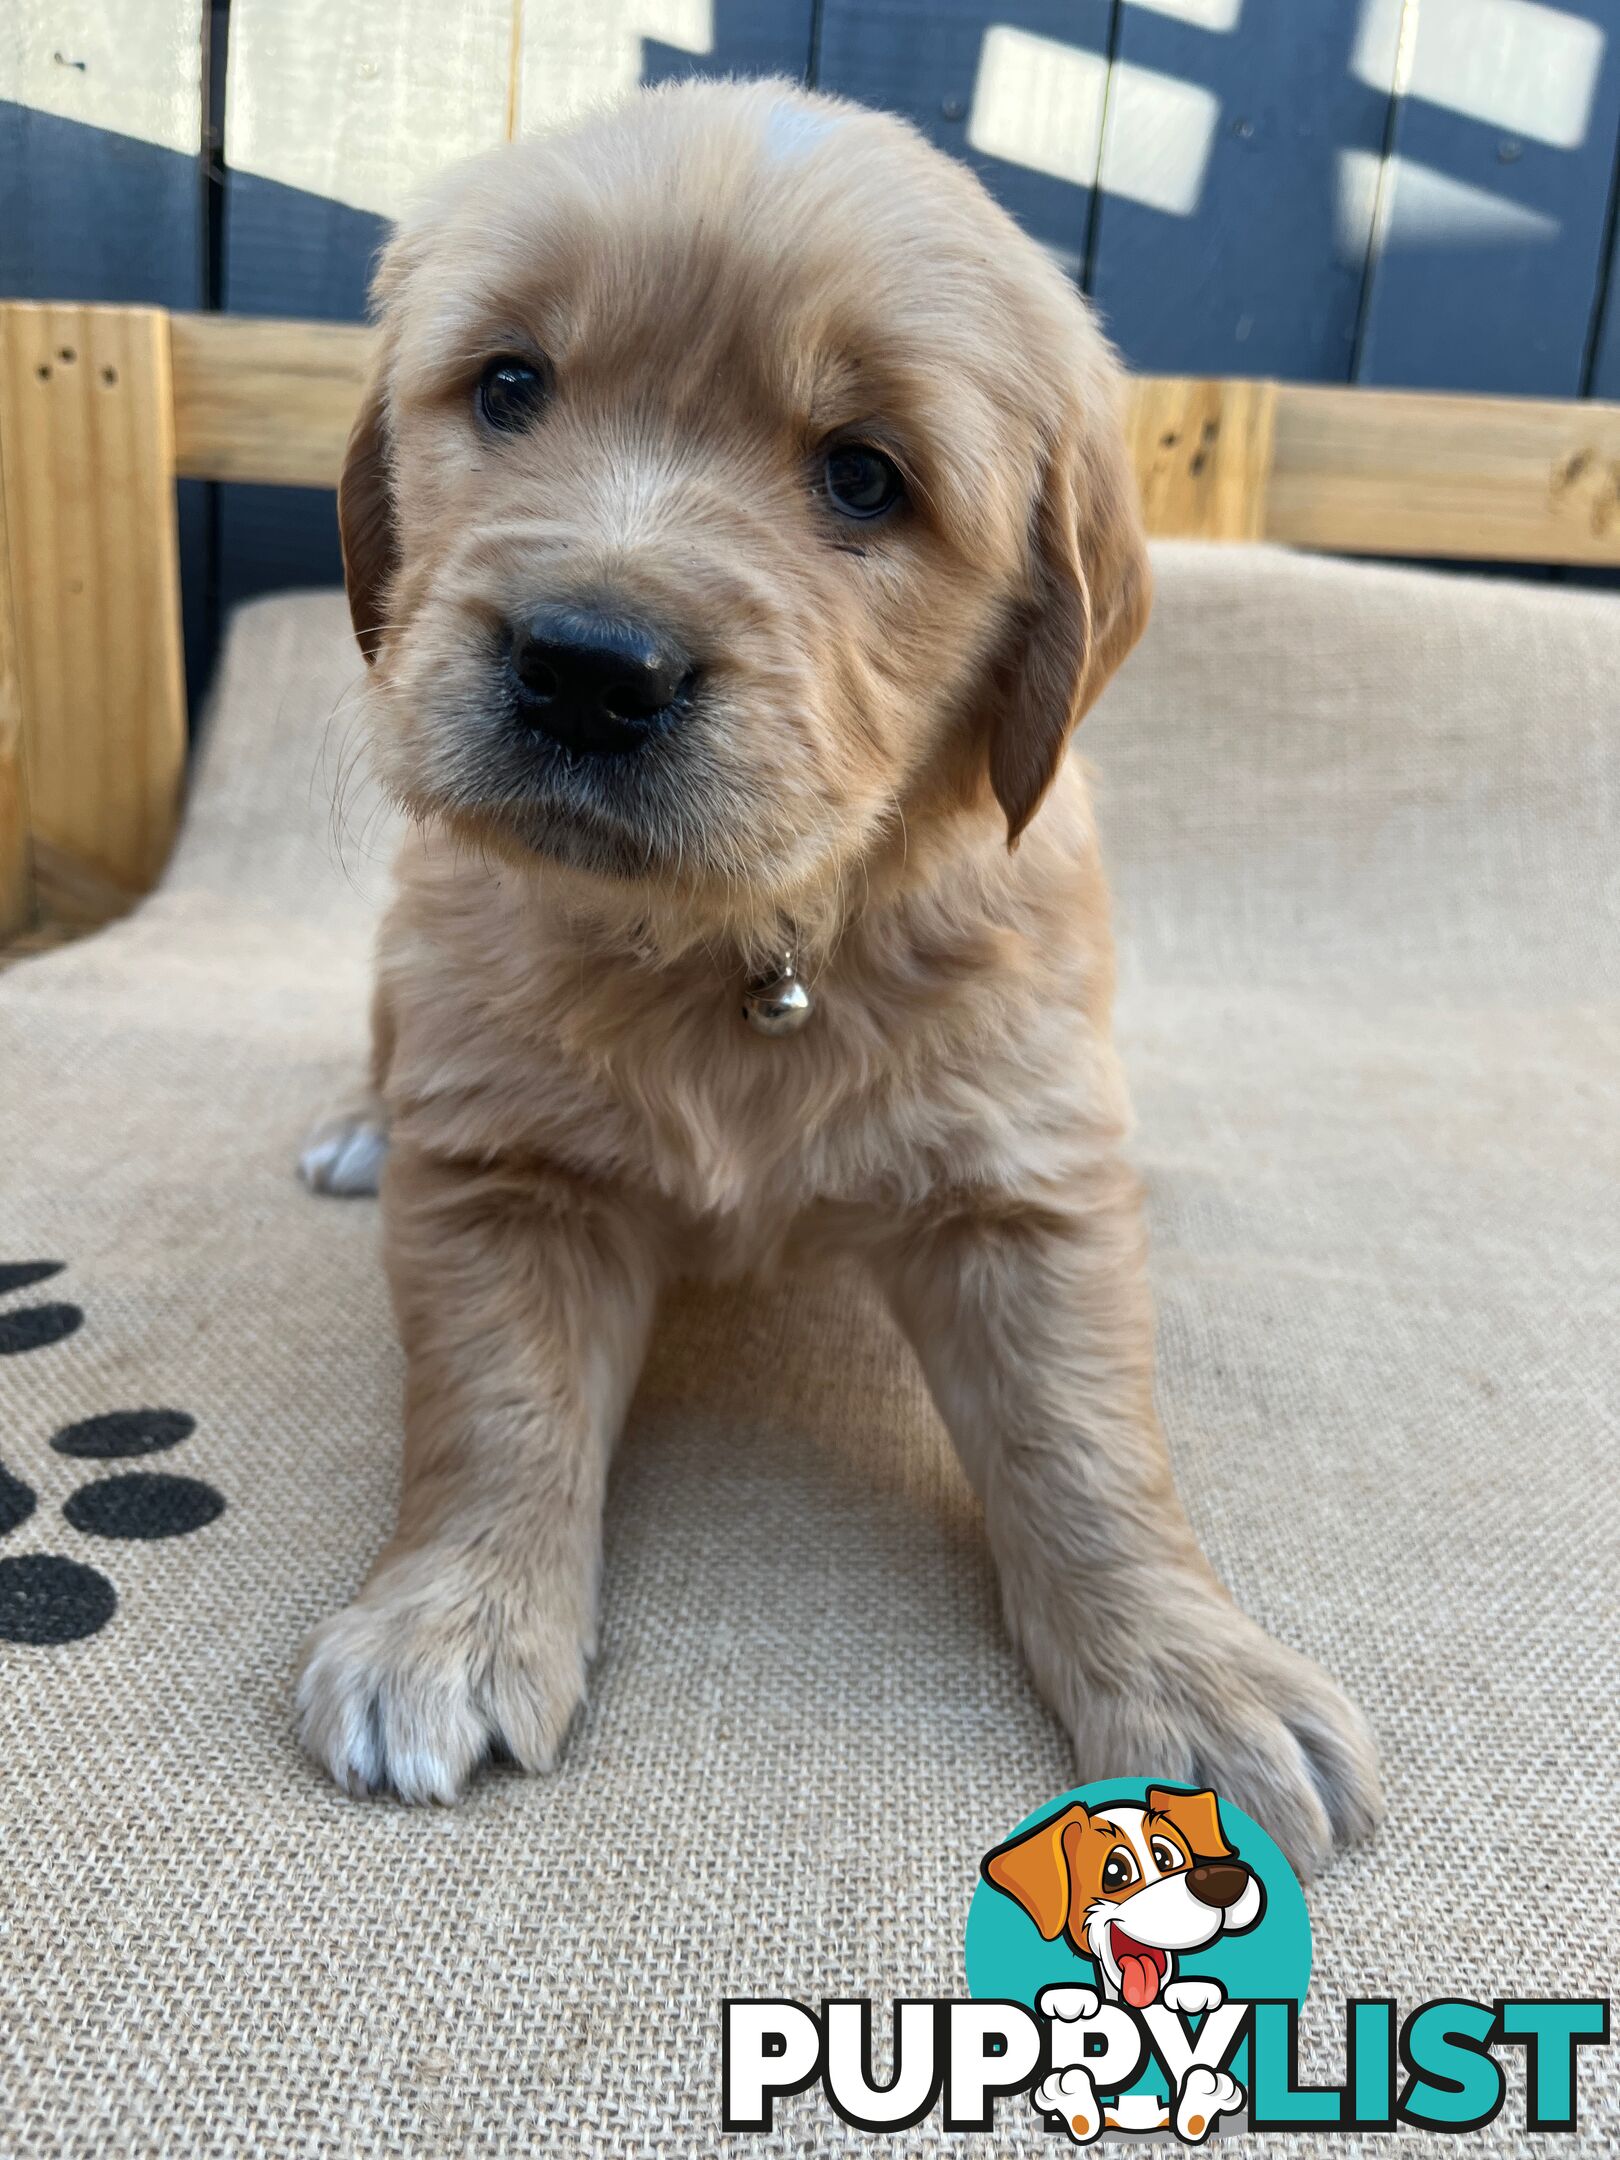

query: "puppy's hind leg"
left=299, top=978, right=394, bottom=1198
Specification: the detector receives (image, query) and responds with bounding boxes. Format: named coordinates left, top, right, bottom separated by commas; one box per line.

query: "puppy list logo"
left=722, top=1778, right=1610, bottom=2143
left=967, top=1780, right=1303, bottom=2141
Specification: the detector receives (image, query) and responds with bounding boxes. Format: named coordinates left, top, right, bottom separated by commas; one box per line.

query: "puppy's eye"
left=1150, top=1839, right=1185, bottom=1874
left=823, top=443, right=904, bottom=520
left=1101, top=1847, right=1138, bottom=1892
left=477, top=355, right=550, bottom=433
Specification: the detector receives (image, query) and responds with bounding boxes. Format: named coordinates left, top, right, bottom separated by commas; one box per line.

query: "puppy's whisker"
left=318, top=699, right=384, bottom=896
left=886, top=792, right=910, bottom=871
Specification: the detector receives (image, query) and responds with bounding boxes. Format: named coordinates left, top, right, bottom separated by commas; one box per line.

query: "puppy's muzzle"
left=506, top=604, right=696, bottom=758
left=1186, top=1862, right=1250, bottom=1910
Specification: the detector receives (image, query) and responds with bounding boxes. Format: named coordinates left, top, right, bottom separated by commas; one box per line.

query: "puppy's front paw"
left=298, top=1109, right=389, bottom=1197
left=295, top=1553, right=587, bottom=1801
left=1016, top=1589, right=1382, bottom=1879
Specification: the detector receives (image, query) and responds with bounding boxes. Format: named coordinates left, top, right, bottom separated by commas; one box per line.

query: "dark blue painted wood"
left=644, top=0, right=817, bottom=86
left=0, top=103, right=200, bottom=303
left=1357, top=0, right=1620, bottom=394
left=813, top=0, right=1116, bottom=268
left=0, top=100, right=213, bottom=708
left=217, top=176, right=384, bottom=613
left=1088, top=0, right=1399, bottom=381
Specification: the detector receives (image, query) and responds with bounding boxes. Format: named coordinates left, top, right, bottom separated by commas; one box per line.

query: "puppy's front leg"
left=875, top=1165, right=1381, bottom=1876
left=297, top=1143, right=663, bottom=1801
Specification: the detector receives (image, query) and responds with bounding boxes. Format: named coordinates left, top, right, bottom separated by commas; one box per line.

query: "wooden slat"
left=159, top=310, right=1620, bottom=563
left=1090, top=0, right=1403, bottom=380
left=1125, top=379, right=1277, bottom=543
left=1265, top=383, right=1620, bottom=563
left=0, top=303, right=185, bottom=898
left=0, top=438, right=31, bottom=940
left=172, top=313, right=374, bottom=486
left=29, top=834, right=146, bottom=925
left=1, top=0, right=213, bottom=708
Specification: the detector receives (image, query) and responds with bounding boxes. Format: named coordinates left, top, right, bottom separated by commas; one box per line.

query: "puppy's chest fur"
left=379, top=831, right=1125, bottom=1267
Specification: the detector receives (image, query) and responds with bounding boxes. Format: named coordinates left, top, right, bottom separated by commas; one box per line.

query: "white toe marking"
left=298, top=1118, right=388, bottom=1196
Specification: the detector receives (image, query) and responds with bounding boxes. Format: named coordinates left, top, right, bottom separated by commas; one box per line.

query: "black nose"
left=507, top=606, right=692, bottom=755
left=1186, top=1863, right=1249, bottom=1910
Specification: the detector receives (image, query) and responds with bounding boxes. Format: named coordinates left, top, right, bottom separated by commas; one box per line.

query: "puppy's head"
left=344, top=80, right=1148, bottom=934
left=982, top=1788, right=1263, bottom=2005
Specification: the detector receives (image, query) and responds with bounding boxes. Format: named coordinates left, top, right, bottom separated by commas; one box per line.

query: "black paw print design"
left=0, top=1259, right=224, bottom=1644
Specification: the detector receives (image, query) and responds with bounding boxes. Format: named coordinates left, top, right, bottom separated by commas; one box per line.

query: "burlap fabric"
left=1, top=544, right=1614, bottom=2156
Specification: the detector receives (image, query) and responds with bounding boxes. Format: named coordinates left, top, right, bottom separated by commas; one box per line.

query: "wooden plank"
left=161, top=312, right=1620, bottom=564
left=1356, top=0, right=1620, bottom=395
left=30, top=836, right=147, bottom=926
left=0, top=0, right=212, bottom=712
left=218, top=0, right=512, bottom=611
left=1125, top=378, right=1276, bottom=541
left=172, top=314, right=373, bottom=486
left=813, top=3, right=1115, bottom=270
left=1089, top=0, right=1404, bottom=379
left=1265, top=382, right=1620, bottom=563
left=0, top=304, right=186, bottom=899
left=0, top=442, right=31, bottom=941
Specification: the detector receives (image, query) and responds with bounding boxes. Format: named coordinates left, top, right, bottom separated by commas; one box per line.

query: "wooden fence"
left=4, top=293, right=1620, bottom=951
left=7, top=0, right=1620, bottom=649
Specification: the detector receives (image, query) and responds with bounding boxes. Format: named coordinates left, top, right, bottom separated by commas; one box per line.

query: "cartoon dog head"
left=982, top=1787, right=1264, bottom=2009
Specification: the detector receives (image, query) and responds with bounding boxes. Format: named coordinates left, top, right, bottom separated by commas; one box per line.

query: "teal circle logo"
left=965, top=1780, right=1310, bottom=2135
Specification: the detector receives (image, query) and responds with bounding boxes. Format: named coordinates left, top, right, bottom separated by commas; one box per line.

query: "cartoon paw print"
left=1176, top=2066, right=1244, bottom=2144
left=1033, top=2066, right=1104, bottom=2145
left=0, top=1259, right=224, bottom=1643
left=1163, top=1978, right=1226, bottom=2018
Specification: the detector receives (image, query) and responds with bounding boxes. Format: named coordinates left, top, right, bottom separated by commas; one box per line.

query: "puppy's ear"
left=981, top=1802, right=1089, bottom=1939
left=988, top=394, right=1151, bottom=846
left=1146, top=1785, right=1234, bottom=1863
left=338, top=364, right=399, bottom=665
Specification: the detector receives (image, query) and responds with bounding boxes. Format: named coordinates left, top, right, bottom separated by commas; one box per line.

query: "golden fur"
left=296, top=79, right=1381, bottom=1875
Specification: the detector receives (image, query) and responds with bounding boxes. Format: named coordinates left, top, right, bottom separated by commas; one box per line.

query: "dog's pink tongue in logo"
left=1113, top=1928, right=1166, bottom=2008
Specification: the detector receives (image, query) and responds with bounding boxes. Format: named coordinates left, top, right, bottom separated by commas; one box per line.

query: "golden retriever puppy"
left=296, top=78, right=1381, bottom=1873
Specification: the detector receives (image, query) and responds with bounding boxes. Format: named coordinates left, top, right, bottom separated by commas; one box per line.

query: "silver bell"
left=742, top=953, right=814, bottom=1035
